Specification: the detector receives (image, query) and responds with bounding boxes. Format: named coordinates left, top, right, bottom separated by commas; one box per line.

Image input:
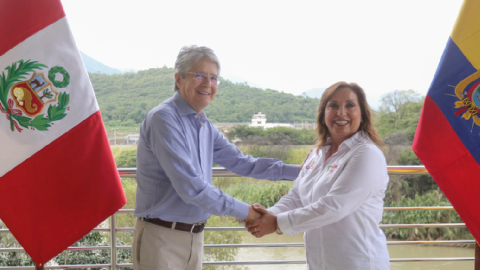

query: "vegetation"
left=383, top=190, right=471, bottom=242
left=203, top=215, right=247, bottom=270
left=0, top=223, right=34, bottom=266
left=90, top=68, right=174, bottom=127
left=53, top=231, right=130, bottom=270
left=376, top=90, right=423, bottom=139
left=215, top=178, right=294, bottom=209
left=89, top=68, right=320, bottom=127
left=114, top=147, right=137, bottom=168
left=226, top=125, right=316, bottom=145
left=0, top=242, right=34, bottom=266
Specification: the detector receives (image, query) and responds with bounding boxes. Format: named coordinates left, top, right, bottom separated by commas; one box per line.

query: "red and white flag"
left=0, top=0, right=126, bottom=266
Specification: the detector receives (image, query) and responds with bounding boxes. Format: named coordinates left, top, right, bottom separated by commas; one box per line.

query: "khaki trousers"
left=132, top=218, right=204, bottom=270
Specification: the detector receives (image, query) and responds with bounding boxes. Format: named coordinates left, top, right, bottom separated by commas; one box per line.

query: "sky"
left=60, top=0, right=464, bottom=109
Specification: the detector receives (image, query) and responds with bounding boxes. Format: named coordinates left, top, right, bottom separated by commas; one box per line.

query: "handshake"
left=243, top=203, right=280, bottom=238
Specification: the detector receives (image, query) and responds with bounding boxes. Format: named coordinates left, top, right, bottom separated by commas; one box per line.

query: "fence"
left=0, top=166, right=478, bottom=269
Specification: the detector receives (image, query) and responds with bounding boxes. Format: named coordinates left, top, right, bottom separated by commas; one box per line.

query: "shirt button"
left=194, top=115, right=198, bottom=118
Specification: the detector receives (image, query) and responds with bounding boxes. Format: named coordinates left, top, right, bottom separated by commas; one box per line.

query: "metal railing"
left=0, top=166, right=475, bottom=269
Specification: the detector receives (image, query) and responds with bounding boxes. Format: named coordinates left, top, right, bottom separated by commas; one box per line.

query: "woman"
left=246, top=81, right=390, bottom=269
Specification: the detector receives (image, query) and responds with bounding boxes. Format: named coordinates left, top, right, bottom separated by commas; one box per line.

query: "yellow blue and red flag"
left=413, top=0, right=480, bottom=241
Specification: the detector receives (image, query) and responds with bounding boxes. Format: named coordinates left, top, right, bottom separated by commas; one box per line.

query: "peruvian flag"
left=0, top=0, right=126, bottom=267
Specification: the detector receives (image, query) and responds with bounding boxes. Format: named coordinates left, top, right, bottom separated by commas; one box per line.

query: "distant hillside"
left=81, top=52, right=121, bottom=75
left=88, top=67, right=320, bottom=126
left=300, top=88, right=325, bottom=99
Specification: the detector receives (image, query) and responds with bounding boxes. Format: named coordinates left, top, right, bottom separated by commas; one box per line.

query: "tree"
left=376, top=90, right=423, bottom=137
left=225, top=125, right=316, bottom=145
left=398, top=148, right=436, bottom=196
left=265, top=127, right=316, bottom=145
left=225, top=125, right=264, bottom=142
left=0, top=251, right=34, bottom=267
left=53, top=231, right=131, bottom=270
left=0, top=221, right=34, bottom=266
left=115, top=149, right=137, bottom=167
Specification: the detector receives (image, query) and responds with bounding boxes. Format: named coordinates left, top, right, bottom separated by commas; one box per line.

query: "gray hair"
left=174, top=45, right=220, bottom=91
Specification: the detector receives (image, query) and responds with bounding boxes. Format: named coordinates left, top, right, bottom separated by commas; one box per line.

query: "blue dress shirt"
left=134, top=92, right=299, bottom=223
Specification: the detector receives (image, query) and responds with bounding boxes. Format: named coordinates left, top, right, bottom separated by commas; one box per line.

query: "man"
left=132, top=45, right=299, bottom=270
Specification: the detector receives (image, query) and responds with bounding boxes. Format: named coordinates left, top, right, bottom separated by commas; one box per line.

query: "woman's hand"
left=245, top=204, right=278, bottom=238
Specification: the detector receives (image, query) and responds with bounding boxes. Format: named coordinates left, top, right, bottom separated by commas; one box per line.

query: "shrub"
left=383, top=190, right=472, bottom=242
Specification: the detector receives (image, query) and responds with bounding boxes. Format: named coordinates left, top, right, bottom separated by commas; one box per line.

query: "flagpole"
left=475, top=241, right=479, bottom=270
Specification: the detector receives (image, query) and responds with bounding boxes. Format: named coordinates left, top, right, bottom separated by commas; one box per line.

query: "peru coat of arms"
left=0, top=60, right=70, bottom=132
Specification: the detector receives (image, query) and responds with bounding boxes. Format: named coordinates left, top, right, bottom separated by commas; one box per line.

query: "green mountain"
left=88, top=67, right=320, bottom=126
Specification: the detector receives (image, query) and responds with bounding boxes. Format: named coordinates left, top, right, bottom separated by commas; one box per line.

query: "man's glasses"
left=187, top=72, right=218, bottom=84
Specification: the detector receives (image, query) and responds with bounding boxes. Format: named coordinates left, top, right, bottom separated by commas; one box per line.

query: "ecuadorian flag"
left=413, top=0, right=480, bottom=242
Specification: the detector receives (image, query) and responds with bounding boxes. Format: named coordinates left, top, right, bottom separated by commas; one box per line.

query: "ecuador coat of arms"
left=454, top=69, right=480, bottom=128
left=0, top=60, right=70, bottom=132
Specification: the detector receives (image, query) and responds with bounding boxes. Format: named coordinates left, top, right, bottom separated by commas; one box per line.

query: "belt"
left=141, top=217, right=206, bottom=234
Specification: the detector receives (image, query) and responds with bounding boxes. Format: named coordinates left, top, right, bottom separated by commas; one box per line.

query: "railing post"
left=110, top=214, right=117, bottom=270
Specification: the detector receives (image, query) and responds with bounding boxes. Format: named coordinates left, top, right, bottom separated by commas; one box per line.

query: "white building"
left=250, top=112, right=267, bottom=126
left=249, top=112, right=294, bottom=129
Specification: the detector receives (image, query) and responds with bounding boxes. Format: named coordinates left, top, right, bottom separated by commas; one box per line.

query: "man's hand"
left=245, top=204, right=277, bottom=238
left=244, top=204, right=262, bottom=223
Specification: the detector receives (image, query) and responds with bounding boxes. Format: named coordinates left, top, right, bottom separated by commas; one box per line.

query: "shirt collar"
left=324, top=131, right=371, bottom=151
left=341, top=131, right=371, bottom=149
left=173, top=91, right=208, bottom=123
